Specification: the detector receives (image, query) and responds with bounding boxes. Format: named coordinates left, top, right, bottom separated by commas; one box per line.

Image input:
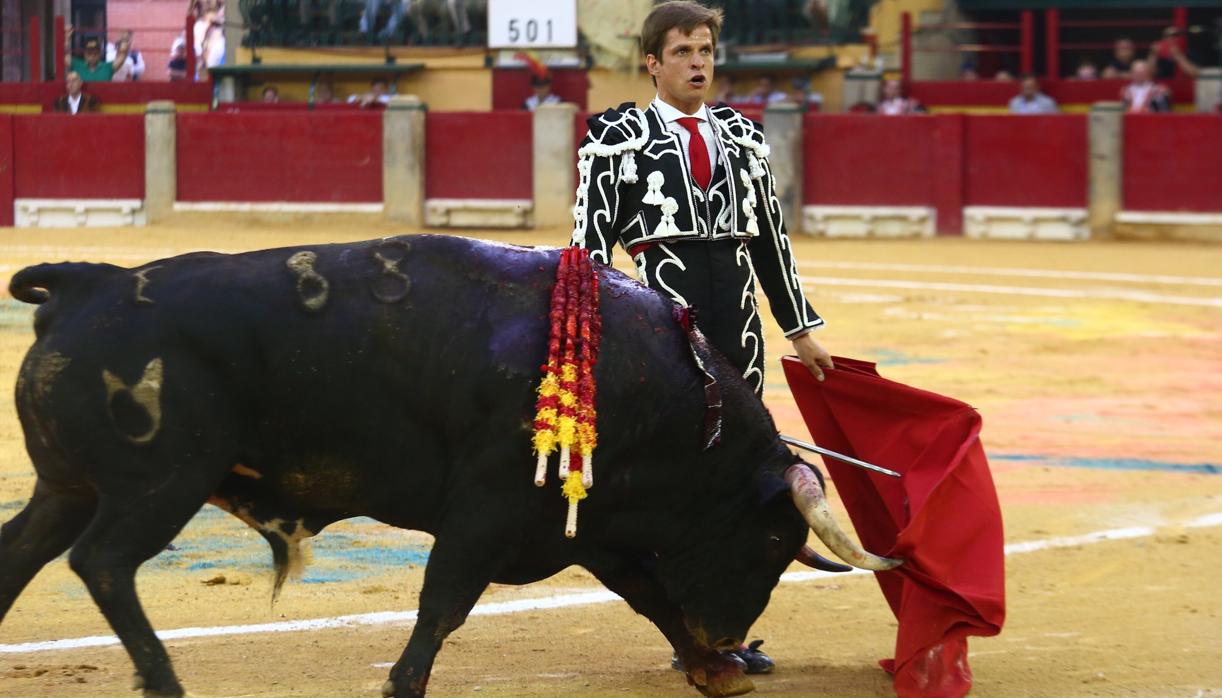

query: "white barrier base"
left=1116, top=211, right=1222, bottom=226
left=964, top=206, right=1088, bottom=241
left=425, top=199, right=533, bottom=228
left=802, top=205, right=935, bottom=238
left=172, top=202, right=383, bottom=213
left=15, top=199, right=146, bottom=228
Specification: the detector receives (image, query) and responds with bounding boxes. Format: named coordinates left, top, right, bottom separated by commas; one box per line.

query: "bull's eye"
left=766, top=535, right=783, bottom=551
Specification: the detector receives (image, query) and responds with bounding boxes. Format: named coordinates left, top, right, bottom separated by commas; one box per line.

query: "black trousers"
left=632, top=239, right=765, bottom=396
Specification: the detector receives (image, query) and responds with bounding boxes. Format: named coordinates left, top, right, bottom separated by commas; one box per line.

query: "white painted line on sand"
left=801, top=276, right=1222, bottom=308
left=798, top=261, right=1222, bottom=288
left=3, top=512, right=1218, bottom=655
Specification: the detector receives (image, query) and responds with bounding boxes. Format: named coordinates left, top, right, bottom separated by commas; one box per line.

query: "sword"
left=780, top=435, right=902, bottom=478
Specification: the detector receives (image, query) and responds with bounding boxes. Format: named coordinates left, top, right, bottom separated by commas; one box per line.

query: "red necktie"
left=677, top=117, right=712, bottom=190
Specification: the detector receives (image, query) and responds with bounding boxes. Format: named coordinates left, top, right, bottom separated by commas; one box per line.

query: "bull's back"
left=10, top=236, right=700, bottom=523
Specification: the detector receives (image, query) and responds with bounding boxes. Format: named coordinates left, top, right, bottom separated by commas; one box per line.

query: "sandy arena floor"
left=0, top=218, right=1219, bottom=697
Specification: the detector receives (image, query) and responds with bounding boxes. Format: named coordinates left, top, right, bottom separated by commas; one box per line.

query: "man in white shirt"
left=53, top=71, right=100, bottom=114
left=1008, top=74, right=1058, bottom=114
left=107, top=38, right=146, bottom=81
left=1122, top=60, right=1171, bottom=113
left=522, top=74, right=562, bottom=111
left=569, top=1, right=836, bottom=676
left=572, top=3, right=830, bottom=394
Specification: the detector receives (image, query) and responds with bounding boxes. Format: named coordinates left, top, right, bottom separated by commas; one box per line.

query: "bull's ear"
left=755, top=470, right=789, bottom=504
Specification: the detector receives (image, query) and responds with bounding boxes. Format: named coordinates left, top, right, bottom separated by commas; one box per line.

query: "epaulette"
left=709, top=103, right=770, bottom=179
left=579, top=102, right=649, bottom=159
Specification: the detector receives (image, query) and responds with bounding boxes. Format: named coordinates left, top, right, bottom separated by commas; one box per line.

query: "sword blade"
left=780, top=435, right=902, bottom=478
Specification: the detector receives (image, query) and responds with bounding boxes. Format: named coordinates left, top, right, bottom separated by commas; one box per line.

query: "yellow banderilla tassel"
left=562, top=470, right=588, bottom=538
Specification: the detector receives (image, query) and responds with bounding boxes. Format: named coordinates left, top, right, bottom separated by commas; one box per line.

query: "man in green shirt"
left=65, top=31, right=130, bottom=83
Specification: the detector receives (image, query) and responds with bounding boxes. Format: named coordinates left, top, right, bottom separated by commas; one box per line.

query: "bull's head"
left=652, top=448, right=899, bottom=687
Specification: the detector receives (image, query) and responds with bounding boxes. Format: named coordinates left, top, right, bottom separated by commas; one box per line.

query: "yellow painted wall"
left=870, top=0, right=949, bottom=53
left=235, top=47, right=491, bottom=109
left=587, top=68, right=655, bottom=111
left=402, top=68, right=492, bottom=111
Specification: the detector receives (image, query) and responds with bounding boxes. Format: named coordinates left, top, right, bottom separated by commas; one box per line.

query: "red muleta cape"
left=782, top=356, right=1005, bottom=698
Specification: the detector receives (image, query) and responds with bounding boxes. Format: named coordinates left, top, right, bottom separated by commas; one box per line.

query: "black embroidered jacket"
left=570, top=101, right=823, bottom=338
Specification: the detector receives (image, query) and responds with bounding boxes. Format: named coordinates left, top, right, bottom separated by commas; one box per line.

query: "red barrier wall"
left=908, top=79, right=1195, bottom=109
left=0, top=82, right=212, bottom=111
left=176, top=112, right=382, bottom=202
left=1124, top=114, right=1222, bottom=213
left=964, top=115, right=1087, bottom=208
left=805, top=114, right=1091, bottom=233
left=425, top=111, right=532, bottom=200
left=13, top=114, right=145, bottom=199
left=0, top=117, right=13, bottom=227
left=804, top=114, right=940, bottom=206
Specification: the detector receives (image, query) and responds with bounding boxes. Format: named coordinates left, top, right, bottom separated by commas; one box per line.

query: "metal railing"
left=239, top=0, right=487, bottom=48
left=0, top=19, right=40, bottom=82
left=901, top=10, right=1034, bottom=83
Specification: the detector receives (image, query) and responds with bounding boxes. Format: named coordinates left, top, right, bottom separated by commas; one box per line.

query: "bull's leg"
left=0, top=480, right=97, bottom=622
left=588, top=562, right=755, bottom=698
left=382, top=516, right=506, bottom=698
left=67, top=472, right=225, bottom=698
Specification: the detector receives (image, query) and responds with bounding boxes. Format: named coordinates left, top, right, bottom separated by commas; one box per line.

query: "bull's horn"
left=795, top=545, right=852, bottom=573
left=784, top=464, right=903, bottom=572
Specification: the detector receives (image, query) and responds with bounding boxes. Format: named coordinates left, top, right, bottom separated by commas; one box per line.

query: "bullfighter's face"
left=648, top=25, right=715, bottom=114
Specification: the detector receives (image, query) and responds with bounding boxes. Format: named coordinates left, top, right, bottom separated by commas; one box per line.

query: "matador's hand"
left=792, top=332, right=834, bottom=382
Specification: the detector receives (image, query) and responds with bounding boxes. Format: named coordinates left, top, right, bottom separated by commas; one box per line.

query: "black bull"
left=0, top=235, right=896, bottom=697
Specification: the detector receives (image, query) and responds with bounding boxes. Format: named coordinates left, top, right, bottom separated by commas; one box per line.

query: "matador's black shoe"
left=670, top=640, right=775, bottom=675
left=730, top=640, right=775, bottom=674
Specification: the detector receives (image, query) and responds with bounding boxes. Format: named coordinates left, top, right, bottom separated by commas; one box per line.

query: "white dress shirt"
left=651, top=96, right=720, bottom=179
left=67, top=94, right=82, bottom=114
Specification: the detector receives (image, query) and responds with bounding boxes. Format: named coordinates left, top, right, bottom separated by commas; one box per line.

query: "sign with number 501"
left=488, top=0, right=577, bottom=49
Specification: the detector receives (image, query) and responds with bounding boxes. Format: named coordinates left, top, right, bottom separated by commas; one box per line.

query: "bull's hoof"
left=136, top=675, right=183, bottom=698
left=686, top=664, right=755, bottom=697
left=381, top=679, right=396, bottom=697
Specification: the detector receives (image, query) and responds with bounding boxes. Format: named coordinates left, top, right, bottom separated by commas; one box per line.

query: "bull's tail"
left=9, top=262, right=124, bottom=305
left=260, top=527, right=312, bottom=606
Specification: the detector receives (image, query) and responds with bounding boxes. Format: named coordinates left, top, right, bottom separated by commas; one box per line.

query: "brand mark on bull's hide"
left=286, top=251, right=330, bottom=312
left=101, top=358, right=164, bottom=445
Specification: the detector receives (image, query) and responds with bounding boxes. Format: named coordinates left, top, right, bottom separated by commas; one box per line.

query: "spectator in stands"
left=746, top=75, right=788, bottom=104
left=993, top=70, right=1015, bottom=82
left=1008, top=74, right=1057, bottom=114
left=168, top=35, right=188, bottom=81
left=1150, top=27, right=1199, bottom=79
left=960, top=62, right=979, bottom=81
left=790, top=76, right=824, bottom=111
left=348, top=78, right=392, bottom=108
left=522, top=74, right=561, bottom=110
left=876, top=79, right=923, bottom=115
left=1074, top=60, right=1098, bottom=80
left=361, top=0, right=405, bottom=40
left=108, top=37, right=145, bottom=81
left=66, top=30, right=131, bottom=82
left=1107, top=37, right=1136, bottom=77
left=194, top=10, right=226, bottom=79
left=314, top=81, right=339, bottom=104
left=53, top=71, right=100, bottom=114
left=1121, top=60, right=1171, bottom=113
left=262, top=86, right=281, bottom=103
